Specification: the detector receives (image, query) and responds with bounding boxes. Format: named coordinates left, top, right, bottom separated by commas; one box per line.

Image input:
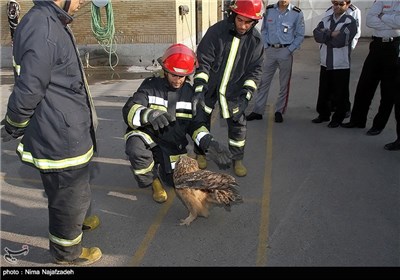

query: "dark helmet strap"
left=63, top=0, right=71, bottom=12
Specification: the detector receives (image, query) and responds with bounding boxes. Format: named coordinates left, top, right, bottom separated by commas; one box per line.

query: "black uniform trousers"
left=349, top=39, right=400, bottom=129
left=40, top=165, right=91, bottom=261
left=194, top=99, right=247, bottom=161
left=395, top=58, right=400, bottom=140
left=316, top=66, right=350, bottom=123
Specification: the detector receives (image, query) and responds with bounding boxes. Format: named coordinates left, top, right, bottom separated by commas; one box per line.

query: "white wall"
left=258, top=0, right=373, bottom=37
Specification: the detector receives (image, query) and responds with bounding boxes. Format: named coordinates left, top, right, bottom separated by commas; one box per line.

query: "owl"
left=173, top=155, right=243, bottom=226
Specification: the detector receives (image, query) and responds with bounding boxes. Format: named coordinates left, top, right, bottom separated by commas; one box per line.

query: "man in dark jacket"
left=1, top=0, right=101, bottom=265
left=123, top=44, right=231, bottom=204
left=192, top=0, right=264, bottom=177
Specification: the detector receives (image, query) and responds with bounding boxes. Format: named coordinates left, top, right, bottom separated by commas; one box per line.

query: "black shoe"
left=340, top=121, right=365, bottom=128
left=327, top=121, right=340, bottom=128
left=311, top=116, right=330, bottom=123
left=344, top=110, right=351, bottom=119
left=384, top=140, right=400, bottom=151
left=275, top=112, right=283, bottom=123
left=246, top=112, right=262, bottom=121
left=366, top=127, right=382, bottom=136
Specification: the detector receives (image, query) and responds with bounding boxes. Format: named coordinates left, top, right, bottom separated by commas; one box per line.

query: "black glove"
left=206, top=139, right=232, bottom=170
left=1, top=118, right=25, bottom=142
left=192, top=81, right=207, bottom=117
left=147, top=110, right=173, bottom=130
left=232, top=88, right=252, bottom=122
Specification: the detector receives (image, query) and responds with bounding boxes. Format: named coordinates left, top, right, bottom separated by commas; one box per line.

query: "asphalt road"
left=1, top=38, right=399, bottom=271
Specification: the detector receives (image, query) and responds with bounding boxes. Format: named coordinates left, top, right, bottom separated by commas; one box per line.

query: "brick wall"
left=0, top=0, right=222, bottom=67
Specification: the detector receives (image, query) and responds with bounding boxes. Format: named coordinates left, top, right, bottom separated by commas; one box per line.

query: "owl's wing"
left=174, top=170, right=238, bottom=191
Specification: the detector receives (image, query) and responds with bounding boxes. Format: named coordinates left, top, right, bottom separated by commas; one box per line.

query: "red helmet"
left=230, top=0, right=262, bottom=20
left=159, top=44, right=198, bottom=76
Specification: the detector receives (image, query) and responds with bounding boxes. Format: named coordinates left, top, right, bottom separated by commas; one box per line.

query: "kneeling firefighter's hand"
left=206, top=139, right=232, bottom=170
left=147, top=110, right=173, bottom=130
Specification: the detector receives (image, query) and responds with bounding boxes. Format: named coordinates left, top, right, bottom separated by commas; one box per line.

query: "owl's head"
left=174, top=155, right=200, bottom=180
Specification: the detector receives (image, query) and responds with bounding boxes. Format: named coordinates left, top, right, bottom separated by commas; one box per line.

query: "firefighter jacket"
left=5, top=0, right=97, bottom=172
left=123, top=76, right=211, bottom=173
left=194, top=17, right=264, bottom=118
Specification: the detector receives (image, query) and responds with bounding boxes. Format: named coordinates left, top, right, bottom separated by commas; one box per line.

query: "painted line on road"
left=256, top=107, right=273, bottom=266
left=129, top=188, right=176, bottom=266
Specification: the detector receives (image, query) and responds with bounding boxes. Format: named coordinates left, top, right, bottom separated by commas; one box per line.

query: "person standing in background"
left=324, top=0, right=361, bottom=117
left=342, top=0, right=400, bottom=136
left=324, top=0, right=361, bottom=50
left=192, top=0, right=264, bottom=177
left=246, top=0, right=305, bottom=123
left=384, top=46, right=400, bottom=150
left=311, top=0, right=357, bottom=128
left=1, top=0, right=101, bottom=265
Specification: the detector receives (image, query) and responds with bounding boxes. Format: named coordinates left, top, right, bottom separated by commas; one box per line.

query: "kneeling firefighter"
left=123, top=44, right=232, bottom=203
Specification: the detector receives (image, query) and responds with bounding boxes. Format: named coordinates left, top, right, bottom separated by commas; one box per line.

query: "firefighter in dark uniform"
left=192, top=0, right=264, bottom=177
left=342, top=0, right=400, bottom=135
left=123, top=44, right=231, bottom=203
left=0, top=0, right=101, bottom=265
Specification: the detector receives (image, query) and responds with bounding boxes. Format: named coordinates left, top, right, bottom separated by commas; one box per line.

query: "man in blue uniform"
left=246, top=0, right=305, bottom=123
left=1, top=0, right=101, bottom=265
left=192, top=0, right=264, bottom=177
left=123, top=44, right=231, bottom=204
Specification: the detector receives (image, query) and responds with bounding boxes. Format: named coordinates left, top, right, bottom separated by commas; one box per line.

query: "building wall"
left=1, top=0, right=376, bottom=68
left=0, top=0, right=212, bottom=67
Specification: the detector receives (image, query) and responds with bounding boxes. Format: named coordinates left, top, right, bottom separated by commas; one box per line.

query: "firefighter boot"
left=196, top=154, right=207, bottom=169
left=54, top=247, right=102, bottom=266
left=152, top=178, right=167, bottom=203
left=234, top=160, right=247, bottom=177
left=82, top=215, right=100, bottom=231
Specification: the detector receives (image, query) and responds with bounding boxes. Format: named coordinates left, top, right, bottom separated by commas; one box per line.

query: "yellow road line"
left=256, top=106, right=273, bottom=266
left=130, top=189, right=176, bottom=266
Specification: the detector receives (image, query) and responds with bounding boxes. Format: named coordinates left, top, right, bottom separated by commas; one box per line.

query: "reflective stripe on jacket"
left=122, top=77, right=210, bottom=164
left=7, top=1, right=97, bottom=172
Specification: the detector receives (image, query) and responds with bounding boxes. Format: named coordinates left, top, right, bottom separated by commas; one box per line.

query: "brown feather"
left=173, top=155, right=243, bottom=226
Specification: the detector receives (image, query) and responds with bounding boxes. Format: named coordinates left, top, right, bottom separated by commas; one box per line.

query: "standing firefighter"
left=192, top=0, right=264, bottom=177
left=123, top=44, right=231, bottom=204
left=1, top=0, right=101, bottom=265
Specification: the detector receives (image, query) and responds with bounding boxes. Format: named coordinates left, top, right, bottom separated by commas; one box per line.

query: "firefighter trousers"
left=125, top=135, right=175, bottom=188
left=194, top=112, right=247, bottom=161
left=40, top=165, right=91, bottom=262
